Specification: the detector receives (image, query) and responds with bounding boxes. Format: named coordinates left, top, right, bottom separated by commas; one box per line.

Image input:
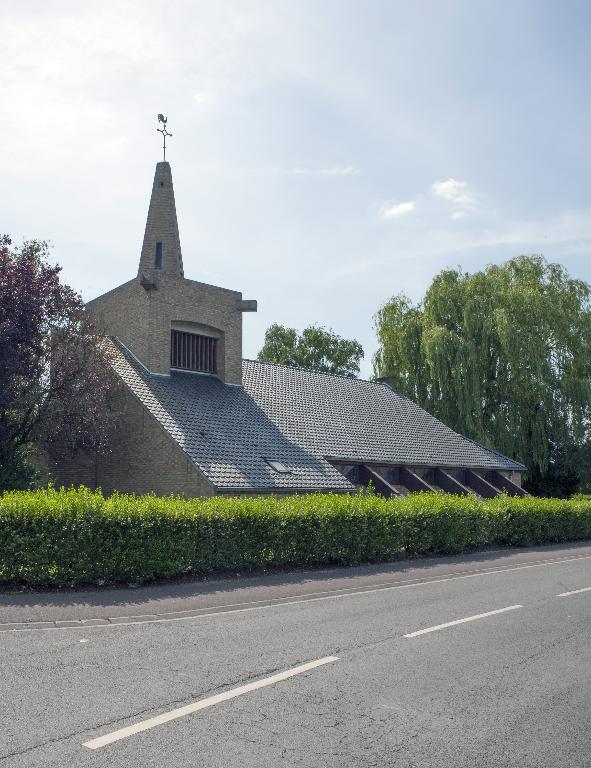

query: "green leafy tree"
left=373, top=255, right=591, bottom=495
left=258, top=323, right=364, bottom=377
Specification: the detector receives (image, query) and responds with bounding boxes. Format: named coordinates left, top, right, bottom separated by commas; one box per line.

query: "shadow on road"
left=1, top=541, right=590, bottom=625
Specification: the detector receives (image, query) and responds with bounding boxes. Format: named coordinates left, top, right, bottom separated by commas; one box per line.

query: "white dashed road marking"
left=557, top=586, right=591, bottom=597
left=83, top=656, right=339, bottom=750
left=403, top=604, right=523, bottom=638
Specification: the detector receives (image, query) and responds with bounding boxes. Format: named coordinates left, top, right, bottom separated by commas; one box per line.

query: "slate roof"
left=108, top=338, right=525, bottom=493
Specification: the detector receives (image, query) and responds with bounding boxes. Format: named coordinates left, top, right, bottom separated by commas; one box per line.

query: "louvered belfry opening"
left=171, top=329, right=217, bottom=373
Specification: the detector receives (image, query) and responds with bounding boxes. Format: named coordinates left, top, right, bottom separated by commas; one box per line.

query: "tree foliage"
left=0, top=236, right=114, bottom=489
left=258, top=323, right=364, bottom=377
left=373, top=255, right=591, bottom=494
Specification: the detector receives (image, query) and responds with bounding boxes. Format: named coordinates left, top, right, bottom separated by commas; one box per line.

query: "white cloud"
left=432, top=178, right=471, bottom=204
left=378, top=200, right=416, bottom=219
left=432, top=178, right=478, bottom=218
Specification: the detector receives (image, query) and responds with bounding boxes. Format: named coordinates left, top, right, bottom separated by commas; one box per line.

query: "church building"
left=54, top=160, right=526, bottom=498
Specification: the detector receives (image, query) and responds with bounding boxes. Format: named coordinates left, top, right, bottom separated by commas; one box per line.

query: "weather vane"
left=157, top=114, right=172, bottom=161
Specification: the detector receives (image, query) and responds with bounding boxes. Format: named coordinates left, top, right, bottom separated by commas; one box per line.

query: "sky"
left=3, top=0, right=591, bottom=377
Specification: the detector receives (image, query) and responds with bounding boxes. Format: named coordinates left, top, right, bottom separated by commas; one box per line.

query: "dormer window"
left=155, top=242, right=163, bottom=269
left=171, top=329, right=216, bottom=373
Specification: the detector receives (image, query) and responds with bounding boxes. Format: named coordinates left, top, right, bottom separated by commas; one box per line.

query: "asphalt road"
left=1, top=543, right=591, bottom=767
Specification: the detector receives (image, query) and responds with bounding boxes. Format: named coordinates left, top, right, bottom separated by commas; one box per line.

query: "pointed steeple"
left=138, top=161, right=184, bottom=279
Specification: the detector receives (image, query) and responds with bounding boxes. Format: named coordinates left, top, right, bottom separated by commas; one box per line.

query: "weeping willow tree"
left=373, top=256, right=591, bottom=495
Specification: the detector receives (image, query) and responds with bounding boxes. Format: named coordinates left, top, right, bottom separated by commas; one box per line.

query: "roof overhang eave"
left=325, top=456, right=527, bottom=472
left=213, top=484, right=355, bottom=495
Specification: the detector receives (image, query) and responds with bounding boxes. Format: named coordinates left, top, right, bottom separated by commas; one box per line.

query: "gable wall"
left=88, top=275, right=243, bottom=384
left=51, top=382, right=214, bottom=498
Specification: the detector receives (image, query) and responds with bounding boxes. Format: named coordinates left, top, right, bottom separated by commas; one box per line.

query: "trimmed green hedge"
left=1, top=488, right=591, bottom=587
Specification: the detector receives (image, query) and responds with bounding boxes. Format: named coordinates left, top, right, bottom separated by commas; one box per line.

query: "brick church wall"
left=52, top=383, right=213, bottom=498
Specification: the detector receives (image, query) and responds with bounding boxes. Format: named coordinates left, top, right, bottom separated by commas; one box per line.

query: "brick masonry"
left=88, top=274, right=244, bottom=384
left=87, top=160, right=247, bottom=385
left=52, top=380, right=214, bottom=497
left=137, top=161, right=184, bottom=278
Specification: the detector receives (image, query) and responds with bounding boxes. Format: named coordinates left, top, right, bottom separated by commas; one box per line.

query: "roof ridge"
left=242, top=357, right=383, bottom=386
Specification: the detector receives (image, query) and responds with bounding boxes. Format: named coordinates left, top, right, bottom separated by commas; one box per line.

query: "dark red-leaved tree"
left=0, top=235, right=113, bottom=489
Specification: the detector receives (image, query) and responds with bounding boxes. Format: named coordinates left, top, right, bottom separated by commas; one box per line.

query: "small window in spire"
left=155, top=242, right=163, bottom=269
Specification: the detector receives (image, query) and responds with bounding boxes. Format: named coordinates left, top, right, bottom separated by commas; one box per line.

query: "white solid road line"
left=82, top=656, right=339, bottom=750
left=557, top=586, right=591, bottom=597
left=404, top=604, right=523, bottom=638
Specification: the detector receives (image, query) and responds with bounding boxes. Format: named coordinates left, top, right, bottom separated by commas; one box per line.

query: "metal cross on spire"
left=157, top=114, right=172, bottom=161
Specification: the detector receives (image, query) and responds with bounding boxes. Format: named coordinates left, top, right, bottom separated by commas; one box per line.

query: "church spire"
left=137, top=160, right=184, bottom=279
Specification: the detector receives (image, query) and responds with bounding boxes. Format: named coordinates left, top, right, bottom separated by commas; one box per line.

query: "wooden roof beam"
left=465, top=469, right=499, bottom=498
left=399, top=466, right=437, bottom=493
left=490, top=471, right=529, bottom=497
left=435, top=468, right=471, bottom=495
left=358, top=465, right=402, bottom=497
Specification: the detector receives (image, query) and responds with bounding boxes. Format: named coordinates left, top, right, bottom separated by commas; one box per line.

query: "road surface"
left=1, top=543, right=591, bottom=767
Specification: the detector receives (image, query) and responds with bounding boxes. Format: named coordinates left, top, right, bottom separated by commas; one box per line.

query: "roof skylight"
left=265, top=459, right=291, bottom=473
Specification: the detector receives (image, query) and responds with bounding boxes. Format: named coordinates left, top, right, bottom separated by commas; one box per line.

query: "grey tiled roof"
left=108, top=341, right=353, bottom=492
left=108, top=340, right=524, bottom=492
left=242, top=360, right=525, bottom=473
